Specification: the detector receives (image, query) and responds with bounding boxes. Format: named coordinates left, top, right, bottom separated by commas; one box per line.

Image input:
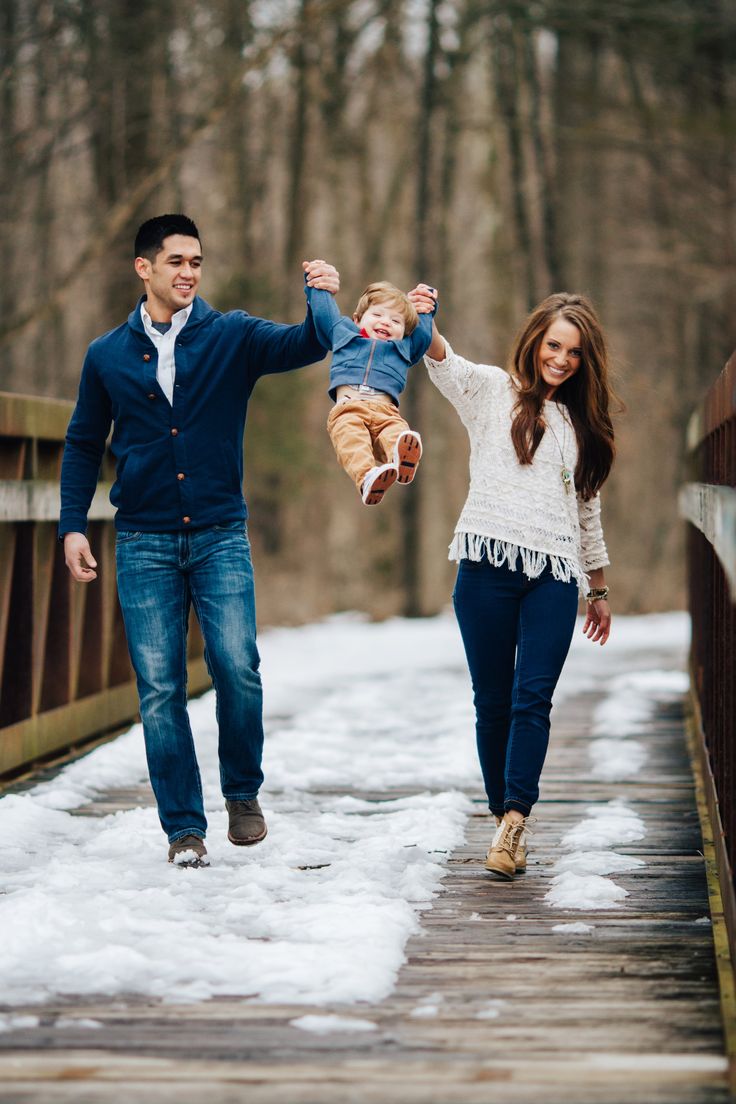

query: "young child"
left=304, top=273, right=438, bottom=504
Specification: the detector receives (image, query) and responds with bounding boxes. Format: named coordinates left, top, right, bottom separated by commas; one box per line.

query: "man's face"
left=135, top=234, right=202, bottom=319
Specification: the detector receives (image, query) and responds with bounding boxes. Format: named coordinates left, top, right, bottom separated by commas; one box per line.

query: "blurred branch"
left=0, top=21, right=294, bottom=346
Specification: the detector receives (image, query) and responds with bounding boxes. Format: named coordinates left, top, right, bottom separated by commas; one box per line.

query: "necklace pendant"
left=561, top=467, right=572, bottom=493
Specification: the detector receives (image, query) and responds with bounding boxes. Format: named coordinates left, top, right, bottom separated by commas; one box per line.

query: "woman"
left=409, top=286, right=616, bottom=880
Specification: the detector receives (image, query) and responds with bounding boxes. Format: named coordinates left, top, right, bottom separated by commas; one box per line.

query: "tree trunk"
left=401, top=0, right=441, bottom=617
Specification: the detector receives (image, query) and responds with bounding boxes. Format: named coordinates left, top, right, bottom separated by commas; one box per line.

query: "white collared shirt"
left=140, top=302, right=193, bottom=405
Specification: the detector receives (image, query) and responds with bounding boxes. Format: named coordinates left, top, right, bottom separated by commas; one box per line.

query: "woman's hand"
left=407, top=283, right=437, bottom=314
left=407, top=285, right=446, bottom=359
left=582, top=599, right=611, bottom=645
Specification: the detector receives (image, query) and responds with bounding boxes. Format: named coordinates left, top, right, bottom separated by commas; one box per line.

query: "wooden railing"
left=679, top=350, right=736, bottom=955
left=0, top=392, right=208, bottom=777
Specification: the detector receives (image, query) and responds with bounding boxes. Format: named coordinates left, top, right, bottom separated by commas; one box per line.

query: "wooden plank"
left=31, top=524, right=57, bottom=714
left=0, top=392, right=73, bottom=441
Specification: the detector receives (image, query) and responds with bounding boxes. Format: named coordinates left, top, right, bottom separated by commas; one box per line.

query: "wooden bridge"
left=0, top=353, right=734, bottom=1104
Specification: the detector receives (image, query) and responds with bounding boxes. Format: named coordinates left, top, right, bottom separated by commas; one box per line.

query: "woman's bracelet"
left=585, top=586, right=610, bottom=603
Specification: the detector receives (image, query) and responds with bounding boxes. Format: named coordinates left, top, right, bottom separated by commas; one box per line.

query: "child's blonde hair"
left=353, top=282, right=419, bottom=335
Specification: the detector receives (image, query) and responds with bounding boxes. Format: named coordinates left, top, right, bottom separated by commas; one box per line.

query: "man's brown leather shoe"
left=168, top=834, right=209, bottom=867
left=226, top=798, right=268, bottom=846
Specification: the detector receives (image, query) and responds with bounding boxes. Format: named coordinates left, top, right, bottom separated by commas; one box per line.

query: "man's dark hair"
left=134, top=214, right=201, bottom=261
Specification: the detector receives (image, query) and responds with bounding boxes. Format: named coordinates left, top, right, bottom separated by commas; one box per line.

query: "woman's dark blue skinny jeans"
left=452, top=557, right=578, bottom=818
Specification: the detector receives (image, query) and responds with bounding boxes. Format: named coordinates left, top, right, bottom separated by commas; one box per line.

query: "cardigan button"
left=170, top=428, right=178, bottom=436
left=182, top=516, right=191, bottom=524
left=177, top=473, right=185, bottom=481
left=143, top=354, right=151, bottom=362
left=147, top=393, right=156, bottom=400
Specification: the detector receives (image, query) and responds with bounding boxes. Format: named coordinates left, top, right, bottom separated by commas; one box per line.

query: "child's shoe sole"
left=361, top=463, right=398, bottom=505
left=394, top=431, right=422, bottom=484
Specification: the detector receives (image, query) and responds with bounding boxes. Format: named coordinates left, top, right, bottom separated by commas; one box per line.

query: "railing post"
left=0, top=392, right=210, bottom=777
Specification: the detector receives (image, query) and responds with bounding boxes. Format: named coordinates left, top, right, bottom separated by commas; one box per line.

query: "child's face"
left=354, top=301, right=406, bottom=341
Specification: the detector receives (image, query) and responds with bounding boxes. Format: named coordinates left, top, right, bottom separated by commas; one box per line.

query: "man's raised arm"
left=244, top=259, right=341, bottom=379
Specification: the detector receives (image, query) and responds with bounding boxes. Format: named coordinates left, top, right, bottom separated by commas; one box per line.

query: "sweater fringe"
left=449, top=531, right=589, bottom=592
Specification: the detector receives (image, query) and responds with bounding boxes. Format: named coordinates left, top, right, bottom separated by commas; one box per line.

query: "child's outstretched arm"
left=303, top=259, right=342, bottom=350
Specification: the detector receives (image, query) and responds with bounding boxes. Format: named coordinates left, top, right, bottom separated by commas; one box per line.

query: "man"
left=60, top=213, right=339, bottom=867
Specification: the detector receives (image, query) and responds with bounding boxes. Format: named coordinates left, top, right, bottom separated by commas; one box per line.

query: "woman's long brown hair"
left=508, top=293, right=617, bottom=500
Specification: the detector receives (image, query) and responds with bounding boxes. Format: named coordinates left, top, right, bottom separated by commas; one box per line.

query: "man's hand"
left=407, top=283, right=438, bottom=314
left=303, top=259, right=340, bottom=294
left=64, top=532, right=98, bottom=583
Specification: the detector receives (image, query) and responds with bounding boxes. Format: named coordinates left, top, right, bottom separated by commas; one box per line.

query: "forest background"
left=1, top=0, right=735, bottom=623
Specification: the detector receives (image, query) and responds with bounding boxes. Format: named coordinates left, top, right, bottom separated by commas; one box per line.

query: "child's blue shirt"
left=305, top=285, right=437, bottom=403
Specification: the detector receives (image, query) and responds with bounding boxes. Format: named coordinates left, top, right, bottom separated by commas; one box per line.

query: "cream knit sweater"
left=425, top=342, right=609, bottom=592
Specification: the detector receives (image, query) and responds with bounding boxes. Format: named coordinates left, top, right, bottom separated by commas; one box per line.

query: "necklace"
left=545, top=410, right=573, bottom=494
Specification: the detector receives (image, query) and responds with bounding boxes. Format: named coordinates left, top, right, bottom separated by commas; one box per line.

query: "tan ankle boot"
left=486, top=817, right=528, bottom=880
left=492, top=815, right=528, bottom=873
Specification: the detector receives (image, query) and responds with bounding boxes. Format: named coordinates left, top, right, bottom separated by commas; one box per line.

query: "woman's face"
left=537, top=317, right=582, bottom=399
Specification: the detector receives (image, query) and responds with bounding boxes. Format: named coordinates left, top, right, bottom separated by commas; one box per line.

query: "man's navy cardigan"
left=59, top=295, right=327, bottom=536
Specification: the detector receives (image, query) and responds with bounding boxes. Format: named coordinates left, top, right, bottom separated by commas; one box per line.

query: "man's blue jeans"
left=452, top=557, right=578, bottom=817
left=116, top=522, right=263, bottom=842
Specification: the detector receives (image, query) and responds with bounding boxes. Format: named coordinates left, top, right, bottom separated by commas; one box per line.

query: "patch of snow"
left=546, top=872, right=628, bottom=910
left=54, top=1017, right=103, bottom=1029
left=593, top=669, right=689, bottom=737
left=0, top=1014, right=40, bottom=1032
left=561, top=802, right=645, bottom=851
left=475, top=999, right=507, bottom=1019
left=170, top=847, right=206, bottom=867
left=584, top=1053, right=727, bottom=1072
left=290, top=1014, right=377, bottom=1034
left=589, top=739, right=647, bottom=781
left=694, top=916, right=712, bottom=925
left=548, top=656, right=689, bottom=915
left=568, top=611, right=689, bottom=656
left=589, top=668, right=689, bottom=782
left=0, top=790, right=470, bottom=1007
left=547, top=803, right=644, bottom=912
left=553, top=851, right=644, bottom=877
left=410, top=991, right=443, bottom=1018
left=552, top=922, right=594, bottom=934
